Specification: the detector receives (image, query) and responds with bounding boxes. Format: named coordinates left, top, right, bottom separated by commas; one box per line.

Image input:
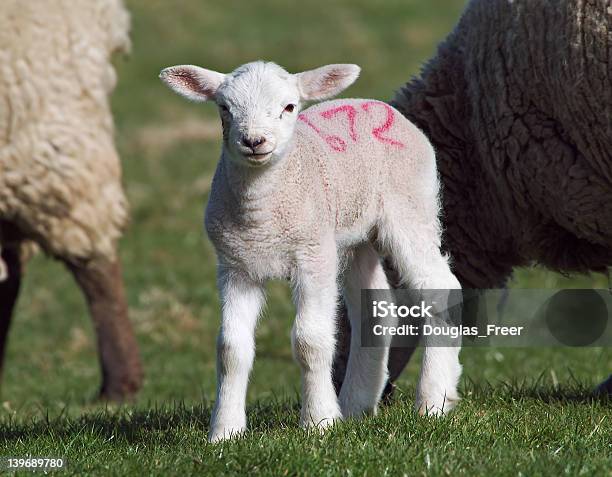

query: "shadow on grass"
left=0, top=402, right=208, bottom=444
left=0, top=398, right=301, bottom=444
left=460, top=373, right=612, bottom=404
left=386, top=371, right=611, bottom=411
left=1, top=377, right=608, bottom=445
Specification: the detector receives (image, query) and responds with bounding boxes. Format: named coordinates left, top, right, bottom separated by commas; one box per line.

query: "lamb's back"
left=295, top=99, right=437, bottom=233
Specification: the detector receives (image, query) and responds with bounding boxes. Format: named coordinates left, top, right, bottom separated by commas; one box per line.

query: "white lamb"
left=160, top=61, right=462, bottom=442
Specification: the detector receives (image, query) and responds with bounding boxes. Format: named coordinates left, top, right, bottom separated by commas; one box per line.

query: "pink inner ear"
left=169, top=69, right=215, bottom=97
left=301, top=67, right=354, bottom=99
left=319, top=71, right=345, bottom=95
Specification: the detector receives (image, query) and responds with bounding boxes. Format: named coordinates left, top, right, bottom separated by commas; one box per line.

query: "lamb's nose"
left=242, top=136, right=266, bottom=150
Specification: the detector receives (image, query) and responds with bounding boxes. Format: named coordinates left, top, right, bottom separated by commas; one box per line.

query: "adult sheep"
left=334, top=0, right=612, bottom=397
left=0, top=0, right=143, bottom=400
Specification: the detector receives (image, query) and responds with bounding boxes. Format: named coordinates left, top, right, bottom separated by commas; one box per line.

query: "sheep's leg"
left=382, top=258, right=418, bottom=400
left=338, top=243, right=392, bottom=417
left=209, top=268, right=265, bottom=442
left=381, top=220, right=462, bottom=416
left=292, top=241, right=342, bottom=429
left=66, top=258, right=143, bottom=400
left=0, top=245, right=22, bottom=380
left=332, top=306, right=351, bottom=394
left=332, top=261, right=418, bottom=402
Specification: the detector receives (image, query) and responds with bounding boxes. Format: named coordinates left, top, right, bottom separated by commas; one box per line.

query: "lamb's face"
left=160, top=61, right=361, bottom=168
left=214, top=62, right=300, bottom=167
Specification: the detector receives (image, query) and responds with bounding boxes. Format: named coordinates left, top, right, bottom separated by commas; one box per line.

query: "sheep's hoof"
left=97, top=388, right=138, bottom=403
left=594, top=374, right=612, bottom=396
left=97, top=376, right=142, bottom=402
left=381, top=380, right=397, bottom=405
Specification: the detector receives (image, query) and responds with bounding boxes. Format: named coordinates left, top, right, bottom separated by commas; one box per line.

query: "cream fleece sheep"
left=160, top=61, right=461, bottom=442
left=0, top=0, right=142, bottom=399
left=0, top=0, right=130, bottom=263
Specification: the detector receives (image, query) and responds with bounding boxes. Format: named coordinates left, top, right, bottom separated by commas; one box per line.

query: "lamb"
left=0, top=0, right=143, bottom=399
left=160, top=60, right=462, bottom=441
left=334, top=0, right=612, bottom=397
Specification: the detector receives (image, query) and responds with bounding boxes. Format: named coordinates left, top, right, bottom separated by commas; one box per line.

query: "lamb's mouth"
left=243, top=151, right=273, bottom=165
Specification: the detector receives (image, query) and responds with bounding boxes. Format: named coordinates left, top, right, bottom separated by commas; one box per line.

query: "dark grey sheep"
left=334, top=0, right=612, bottom=398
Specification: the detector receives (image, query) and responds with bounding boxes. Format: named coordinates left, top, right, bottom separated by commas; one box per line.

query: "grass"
left=1, top=381, right=610, bottom=475
left=1, top=0, right=610, bottom=475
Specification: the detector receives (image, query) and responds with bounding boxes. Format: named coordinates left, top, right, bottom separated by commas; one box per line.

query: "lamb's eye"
left=219, top=104, right=229, bottom=113
left=284, top=104, right=296, bottom=114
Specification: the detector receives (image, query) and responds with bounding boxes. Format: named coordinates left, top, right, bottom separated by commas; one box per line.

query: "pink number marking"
left=298, top=113, right=347, bottom=152
left=361, top=101, right=404, bottom=148
left=320, top=105, right=358, bottom=141
left=298, top=101, right=404, bottom=152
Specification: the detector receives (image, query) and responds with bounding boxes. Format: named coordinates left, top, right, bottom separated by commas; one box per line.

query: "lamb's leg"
left=0, top=245, right=22, bottom=381
left=209, top=268, right=265, bottom=442
left=381, top=220, right=462, bottom=416
left=65, top=258, right=143, bottom=400
left=292, top=242, right=342, bottom=429
left=339, top=243, right=392, bottom=417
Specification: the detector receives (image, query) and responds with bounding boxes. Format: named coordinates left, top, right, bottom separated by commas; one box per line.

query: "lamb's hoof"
left=340, top=404, right=378, bottom=419
left=208, top=425, right=246, bottom=443
left=300, top=408, right=342, bottom=432
left=302, top=417, right=340, bottom=434
left=594, top=374, right=612, bottom=396
left=415, top=395, right=459, bottom=416
left=339, top=394, right=379, bottom=419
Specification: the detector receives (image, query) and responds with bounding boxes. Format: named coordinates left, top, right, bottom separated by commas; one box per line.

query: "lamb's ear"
left=159, top=65, right=225, bottom=102
left=296, top=64, right=360, bottom=101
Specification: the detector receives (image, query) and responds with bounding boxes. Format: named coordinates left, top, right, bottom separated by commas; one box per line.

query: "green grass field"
left=1, top=0, right=610, bottom=475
